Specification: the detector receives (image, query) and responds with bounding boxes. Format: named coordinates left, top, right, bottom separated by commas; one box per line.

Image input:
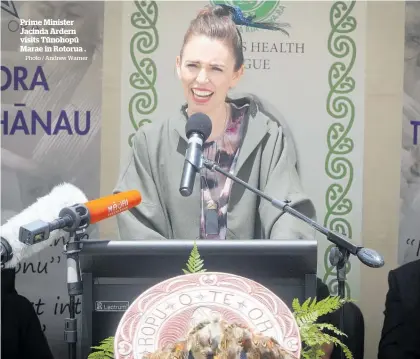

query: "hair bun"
left=212, top=4, right=232, bottom=17
left=196, top=4, right=231, bottom=19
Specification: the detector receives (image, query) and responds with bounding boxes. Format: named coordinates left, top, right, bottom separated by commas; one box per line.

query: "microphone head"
left=185, top=113, right=212, bottom=142
left=357, top=247, right=385, bottom=268
left=1, top=183, right=88, bottom=269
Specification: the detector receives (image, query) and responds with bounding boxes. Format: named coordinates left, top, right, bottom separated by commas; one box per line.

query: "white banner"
left=399, top=1, right=420, bottom=265
left=1, top=1, right=104, bottom=357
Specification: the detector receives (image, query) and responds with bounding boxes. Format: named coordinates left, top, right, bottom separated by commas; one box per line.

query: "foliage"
left=292, top=296, right=353, bottom=359
left=88, top=337, right=114, bottom=358
left=88, top=242, right=354, bottom=359
left=182, top=240, right=206, bottom=274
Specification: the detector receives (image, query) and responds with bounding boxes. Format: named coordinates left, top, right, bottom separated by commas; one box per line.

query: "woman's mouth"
left=191, top=89, right=214, bottom=104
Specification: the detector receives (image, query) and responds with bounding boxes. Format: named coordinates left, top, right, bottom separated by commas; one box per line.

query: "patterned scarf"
left=199, top=102, right=249, bottom=239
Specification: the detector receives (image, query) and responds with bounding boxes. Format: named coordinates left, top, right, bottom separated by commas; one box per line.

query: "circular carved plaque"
left=114, top=272, right=301, bottom=359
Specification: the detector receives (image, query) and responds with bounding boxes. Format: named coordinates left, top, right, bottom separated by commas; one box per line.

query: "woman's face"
left=176, top=35, right=243, bottom=115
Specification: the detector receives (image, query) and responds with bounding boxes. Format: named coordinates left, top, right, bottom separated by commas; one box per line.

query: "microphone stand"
left=200, top=157, right=384, bottom=358
left=17, top=204, right=90, bottom=359
left=63, top=228, right=88, bottom=359
left=59, top=204, right=90, bottom=359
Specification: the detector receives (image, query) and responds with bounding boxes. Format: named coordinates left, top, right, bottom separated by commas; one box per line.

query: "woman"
left=114, top=5, right=316, bottom=241
left=114, top=8, right=340, bottom=358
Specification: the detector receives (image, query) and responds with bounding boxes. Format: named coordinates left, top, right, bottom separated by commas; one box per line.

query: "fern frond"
left=301, top=346, right=327, bottom=359
left=183, top=240, right=206, bottom=274
left=88, top=337, right=115, bottom=359
left=315, top=323, right=347, bottom=337
left=301, top=297, right=313, bottom=312
left=293, top=295, right=354, bottom=359
left=295, top=311, right=319, bottom=327
left=292, top=297, right=300, bottom=312
left=319, top=333, right=353, bottom=359
left=88, top=351, right=114, bottom=359
left=294, top=295, right=350, bottom=322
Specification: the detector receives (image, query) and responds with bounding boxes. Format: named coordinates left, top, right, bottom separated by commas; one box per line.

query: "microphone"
left=0, top=185, right=141, bottom=359
left=18, top=190, right=142, bottom=246
left=179, top=113, right=212, bottom=197
left=0, top=183, right=88, bottom=269
left=1, top=186, right=142, bottom=268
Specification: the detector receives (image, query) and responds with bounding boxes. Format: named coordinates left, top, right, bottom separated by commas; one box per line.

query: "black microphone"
left=179, top=113, right=212, bottom=197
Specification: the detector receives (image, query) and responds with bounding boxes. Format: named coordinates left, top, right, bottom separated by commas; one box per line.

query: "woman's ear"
left=231, top=65, right=244, bottom=88
left=176, top=56, right=182, bottom=79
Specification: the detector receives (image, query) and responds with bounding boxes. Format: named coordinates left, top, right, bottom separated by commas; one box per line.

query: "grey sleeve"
left=259, top=126, right=317, bottom=240
left=113, top=130, right=168, bottom=240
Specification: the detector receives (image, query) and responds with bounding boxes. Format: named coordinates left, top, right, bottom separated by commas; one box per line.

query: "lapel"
left=173, top=107, right=189, bottom=144
left=233, top=104, right=267, bottom=176
left=172, top=98, right=268, bottom=177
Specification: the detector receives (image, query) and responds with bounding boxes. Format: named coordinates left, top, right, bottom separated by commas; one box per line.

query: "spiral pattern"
left=323, top=1, right=357, bottom=297
left=128, top=1, right=159, bottom=146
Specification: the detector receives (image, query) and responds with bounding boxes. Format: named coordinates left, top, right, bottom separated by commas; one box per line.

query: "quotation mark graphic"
left=406, top=238, right=420, bottom=257
left=50, top=256, right=61, bottom=263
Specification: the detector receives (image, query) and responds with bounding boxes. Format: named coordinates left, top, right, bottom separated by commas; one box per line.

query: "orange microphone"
left=17, top=188, right=142, bottom=247
left=84, top=190, right=142, bottom=224
left=53, top=190, right=142, bottom=233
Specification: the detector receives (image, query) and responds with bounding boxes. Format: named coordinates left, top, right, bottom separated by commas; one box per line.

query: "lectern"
left=78, top=239, right=318, bottom=359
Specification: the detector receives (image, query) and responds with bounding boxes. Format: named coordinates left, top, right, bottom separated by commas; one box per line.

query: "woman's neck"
left=206, top=102, right=230, bottom=142
left=186, top=102, right=230, bottom=142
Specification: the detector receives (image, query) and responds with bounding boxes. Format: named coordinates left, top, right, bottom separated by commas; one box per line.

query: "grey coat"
left=114, top=94, right=316, bottom=240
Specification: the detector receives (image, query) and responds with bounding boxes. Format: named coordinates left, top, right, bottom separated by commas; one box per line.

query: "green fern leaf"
left=293, top=295, right=354, bottom=359
left=301, top=297, right=313, bottom=312
left=88, top=337, right=115, bottom=359
left=315, top=323, right=347, bottom=337
left=319, top=333, right=353, bottom=359
left=292, top=297, right=300, bottom=312
left=88, top=352, right=113, bottom=359
left=183, top=240, right=207, bottom=274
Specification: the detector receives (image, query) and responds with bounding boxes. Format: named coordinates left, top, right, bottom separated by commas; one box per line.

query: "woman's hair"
left=180, top=5, right=244, bottom=71
left=180, top=5, right=290, bottom=72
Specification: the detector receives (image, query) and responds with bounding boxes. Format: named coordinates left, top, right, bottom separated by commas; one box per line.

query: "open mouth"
left=191, top=89, right=214, bottom=103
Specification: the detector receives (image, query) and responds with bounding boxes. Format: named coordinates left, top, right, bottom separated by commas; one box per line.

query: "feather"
left=218, top=4, right=290, bottom=36
left=145, top=320, right=298, bottom=359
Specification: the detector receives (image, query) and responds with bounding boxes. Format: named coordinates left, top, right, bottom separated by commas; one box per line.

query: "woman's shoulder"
left=229, top=92, right=291, bottom=131
left=230, top=93, right=299, bottom=162
left=131, top=110, right=184, bottom=145
left=134, top=115, right=175, bottom=136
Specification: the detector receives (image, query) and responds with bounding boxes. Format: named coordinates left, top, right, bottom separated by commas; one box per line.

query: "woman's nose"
left=196, top=68, right=209, bottom=83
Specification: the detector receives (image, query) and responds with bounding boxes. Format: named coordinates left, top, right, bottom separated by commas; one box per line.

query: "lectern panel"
left=79, top=239, right=317, bottom=359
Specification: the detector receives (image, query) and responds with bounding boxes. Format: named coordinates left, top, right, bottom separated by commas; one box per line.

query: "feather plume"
left=145, top=318, right=298, bottom=359
left=219, top=4, right=290, bottom=36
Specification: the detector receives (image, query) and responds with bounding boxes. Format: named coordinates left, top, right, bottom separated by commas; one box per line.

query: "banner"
left=1, top=1, right=104, bottom=357
left=120, top=0, right=366, bottom=298
left=399, top=1, right=420, bottom=265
